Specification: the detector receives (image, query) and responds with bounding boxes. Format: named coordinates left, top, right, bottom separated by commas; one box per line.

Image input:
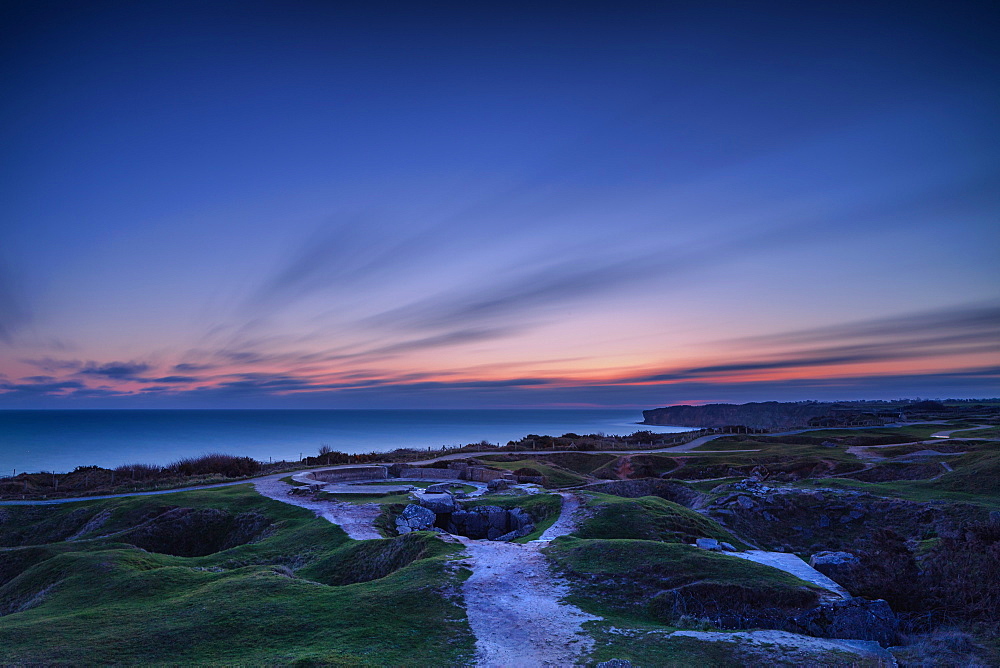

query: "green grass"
left=0, top=485, right=474, bottom=665
left=278, top=475, right=306, bottom=486
left=474, top=458, right=589, bottom=487
left=956, top=426, right=1000, bottom=439
left=545, top=537, right=823, bottom=626
left=573, top=492, right=746, bottom=547
left=529, top=452, right=617, bottom=475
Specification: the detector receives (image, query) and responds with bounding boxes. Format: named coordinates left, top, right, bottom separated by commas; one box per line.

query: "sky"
left=1, top=0, right=998, bottom=408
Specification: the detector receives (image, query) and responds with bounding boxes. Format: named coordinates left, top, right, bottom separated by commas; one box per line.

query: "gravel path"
left=538, top=492, right=587, bottom=541
left=252, top=476, right=382, bottom=540
left=458, top=539, right=598, bottom=667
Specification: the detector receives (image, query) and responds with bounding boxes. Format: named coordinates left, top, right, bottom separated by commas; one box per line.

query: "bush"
left=168, top=454, right=261, bottom=478
left=113, top=463, right=162, bottom=481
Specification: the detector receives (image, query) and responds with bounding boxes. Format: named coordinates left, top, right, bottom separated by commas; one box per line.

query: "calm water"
left=0, top=409, right=692, bottom=474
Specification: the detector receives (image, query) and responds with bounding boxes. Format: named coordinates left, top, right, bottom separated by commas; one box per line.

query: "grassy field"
left=0, top=485, right=474, bottom=665
left=546, top=537, right=823, bottom=629
left=573, top=492, right=746, bottom=548
left=473, top=457, right=590, bottom=487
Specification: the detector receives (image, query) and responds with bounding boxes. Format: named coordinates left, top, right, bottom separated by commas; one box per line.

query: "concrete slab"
left=726, top=550, right=852, bottom=599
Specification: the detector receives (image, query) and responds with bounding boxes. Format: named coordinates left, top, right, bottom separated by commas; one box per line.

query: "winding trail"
left=538, top=491, right=588, bottom=541
left=252, top=476, right=382, bottom=540
left=457, top=491, right=597, bottom=667
left=458, top=539, right=598, bottom=667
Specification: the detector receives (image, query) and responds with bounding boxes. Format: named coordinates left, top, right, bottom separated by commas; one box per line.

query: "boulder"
left=395, top=504, right=436, bottom=534
left=415, top=492, right=456, bottom=514
left=809, top=550, right=860, bottom=581
left=790, top=598, right=899, bottom=647
left=425, top=483, right=453, bottom=494
left=596, top=660, right=632, bottom=668
left=720, top=542, right=738, bottom=552
left=509, top=508, right=534, bottom=531
left=736, top=495, right=756, bottom=510
left=695, top=538, right=721, bottom=550
left=486, top=506, right=508, bottom=531
left=487, top=478, right=511, bottom=491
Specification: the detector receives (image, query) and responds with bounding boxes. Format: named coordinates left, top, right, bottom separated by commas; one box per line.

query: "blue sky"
left=1, top=1, right=998, bottom=407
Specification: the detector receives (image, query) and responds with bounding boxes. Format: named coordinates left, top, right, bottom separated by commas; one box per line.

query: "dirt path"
left=458, top=538, right=598, bottom=667
left=252, top=477, right=382, bottom=540
left=538, top=492, right=587, bottom=541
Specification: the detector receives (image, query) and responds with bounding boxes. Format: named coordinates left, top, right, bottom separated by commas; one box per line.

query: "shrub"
left=168, top=453, right=261, bottom=478
left=113, top=463, right=162, bottom=481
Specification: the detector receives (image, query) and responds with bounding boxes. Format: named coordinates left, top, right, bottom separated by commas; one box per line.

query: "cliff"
left=642, top=401, right=839, bottom=431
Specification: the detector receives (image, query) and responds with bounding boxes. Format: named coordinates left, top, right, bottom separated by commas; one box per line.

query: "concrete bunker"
left=395, top=487, right=536, bottom=541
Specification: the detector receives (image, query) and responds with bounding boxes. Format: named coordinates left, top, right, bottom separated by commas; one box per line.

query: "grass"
left=957, top=426, right=1000, bottom=439
left=574, top=492, right=746, bottom=548
left=0, top=485, right=474, bottom=665
left=794, top=449, right=1000, bottom=507
left=545, top=537, right=823, bottom=626
left=473, top=457, right=589, bottom=487
left=278, top=475, right=306, bottom=486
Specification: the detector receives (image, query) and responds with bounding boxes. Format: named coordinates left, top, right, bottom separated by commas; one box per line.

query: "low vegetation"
left=0, top=486, right=474, bottom=664
left=546, top=537, right=822, bottom=628
left=573, top=492, right=745, bottom=547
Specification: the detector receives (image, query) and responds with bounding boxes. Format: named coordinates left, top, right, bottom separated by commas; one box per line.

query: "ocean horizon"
left=0, top=408, right=693, bottom=475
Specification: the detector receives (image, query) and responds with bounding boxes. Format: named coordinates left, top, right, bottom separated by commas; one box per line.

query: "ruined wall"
left=309, top=466, right=388, bottom=482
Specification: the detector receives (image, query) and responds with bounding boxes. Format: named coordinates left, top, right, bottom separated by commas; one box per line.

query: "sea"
left=0, top=409, right=693, bottom=475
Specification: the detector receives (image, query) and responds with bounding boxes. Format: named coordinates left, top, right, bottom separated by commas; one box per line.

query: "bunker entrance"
left=395, top=503, right=536, bottom=541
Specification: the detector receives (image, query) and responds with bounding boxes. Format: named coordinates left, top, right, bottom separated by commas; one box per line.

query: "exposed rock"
left=425, top=483, right=453, bottom=494
left=737, top=495, right=756, bottom=510
left=415, top=492, right=456, bottom=514
left=395, top=504, right=436, bottom=534
left=720, top=542, right=738, bottom=552
left=696, top=538, right=721, bottom=551
left=789, top=598, right=899, bottom=647
left=809, top=551, right=860, bottom=581
left=487, top=478, right=512, bottom=492
left=596, top=660, right=632, bottom=668
left=445, top=505, right=534, bottom=541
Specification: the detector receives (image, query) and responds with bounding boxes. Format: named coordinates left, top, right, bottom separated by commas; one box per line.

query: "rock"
left=416, top=492, right=456, bottom=514
left=695, top=538, right=721, bottom=550
left=395, top=504, right=436, bottom=533
left=464, top=511, right=489, bottom=538
left=840, top=509, right=865, bottom=523
left=762, top=511, right=778, bottom=522
left=809, top=550, right=860, bottom=580
left=596, top=660, right=632, bottom=668
left=487, top=478, right=511, bottom=491
left=425, top=483, right=453, bottom=494
left=736, top=495, right=756, bottom=510
left=720, top=542, right=737, bottom=552
left=790, top=598, right=899, bottom=647
left=509, top=508, right=533, bottom=530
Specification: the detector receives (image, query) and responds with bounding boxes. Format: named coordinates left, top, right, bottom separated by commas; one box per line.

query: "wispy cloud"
left=78, top=361, right=151, bottom=379
left=0, top=262, right=30, bottom=345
